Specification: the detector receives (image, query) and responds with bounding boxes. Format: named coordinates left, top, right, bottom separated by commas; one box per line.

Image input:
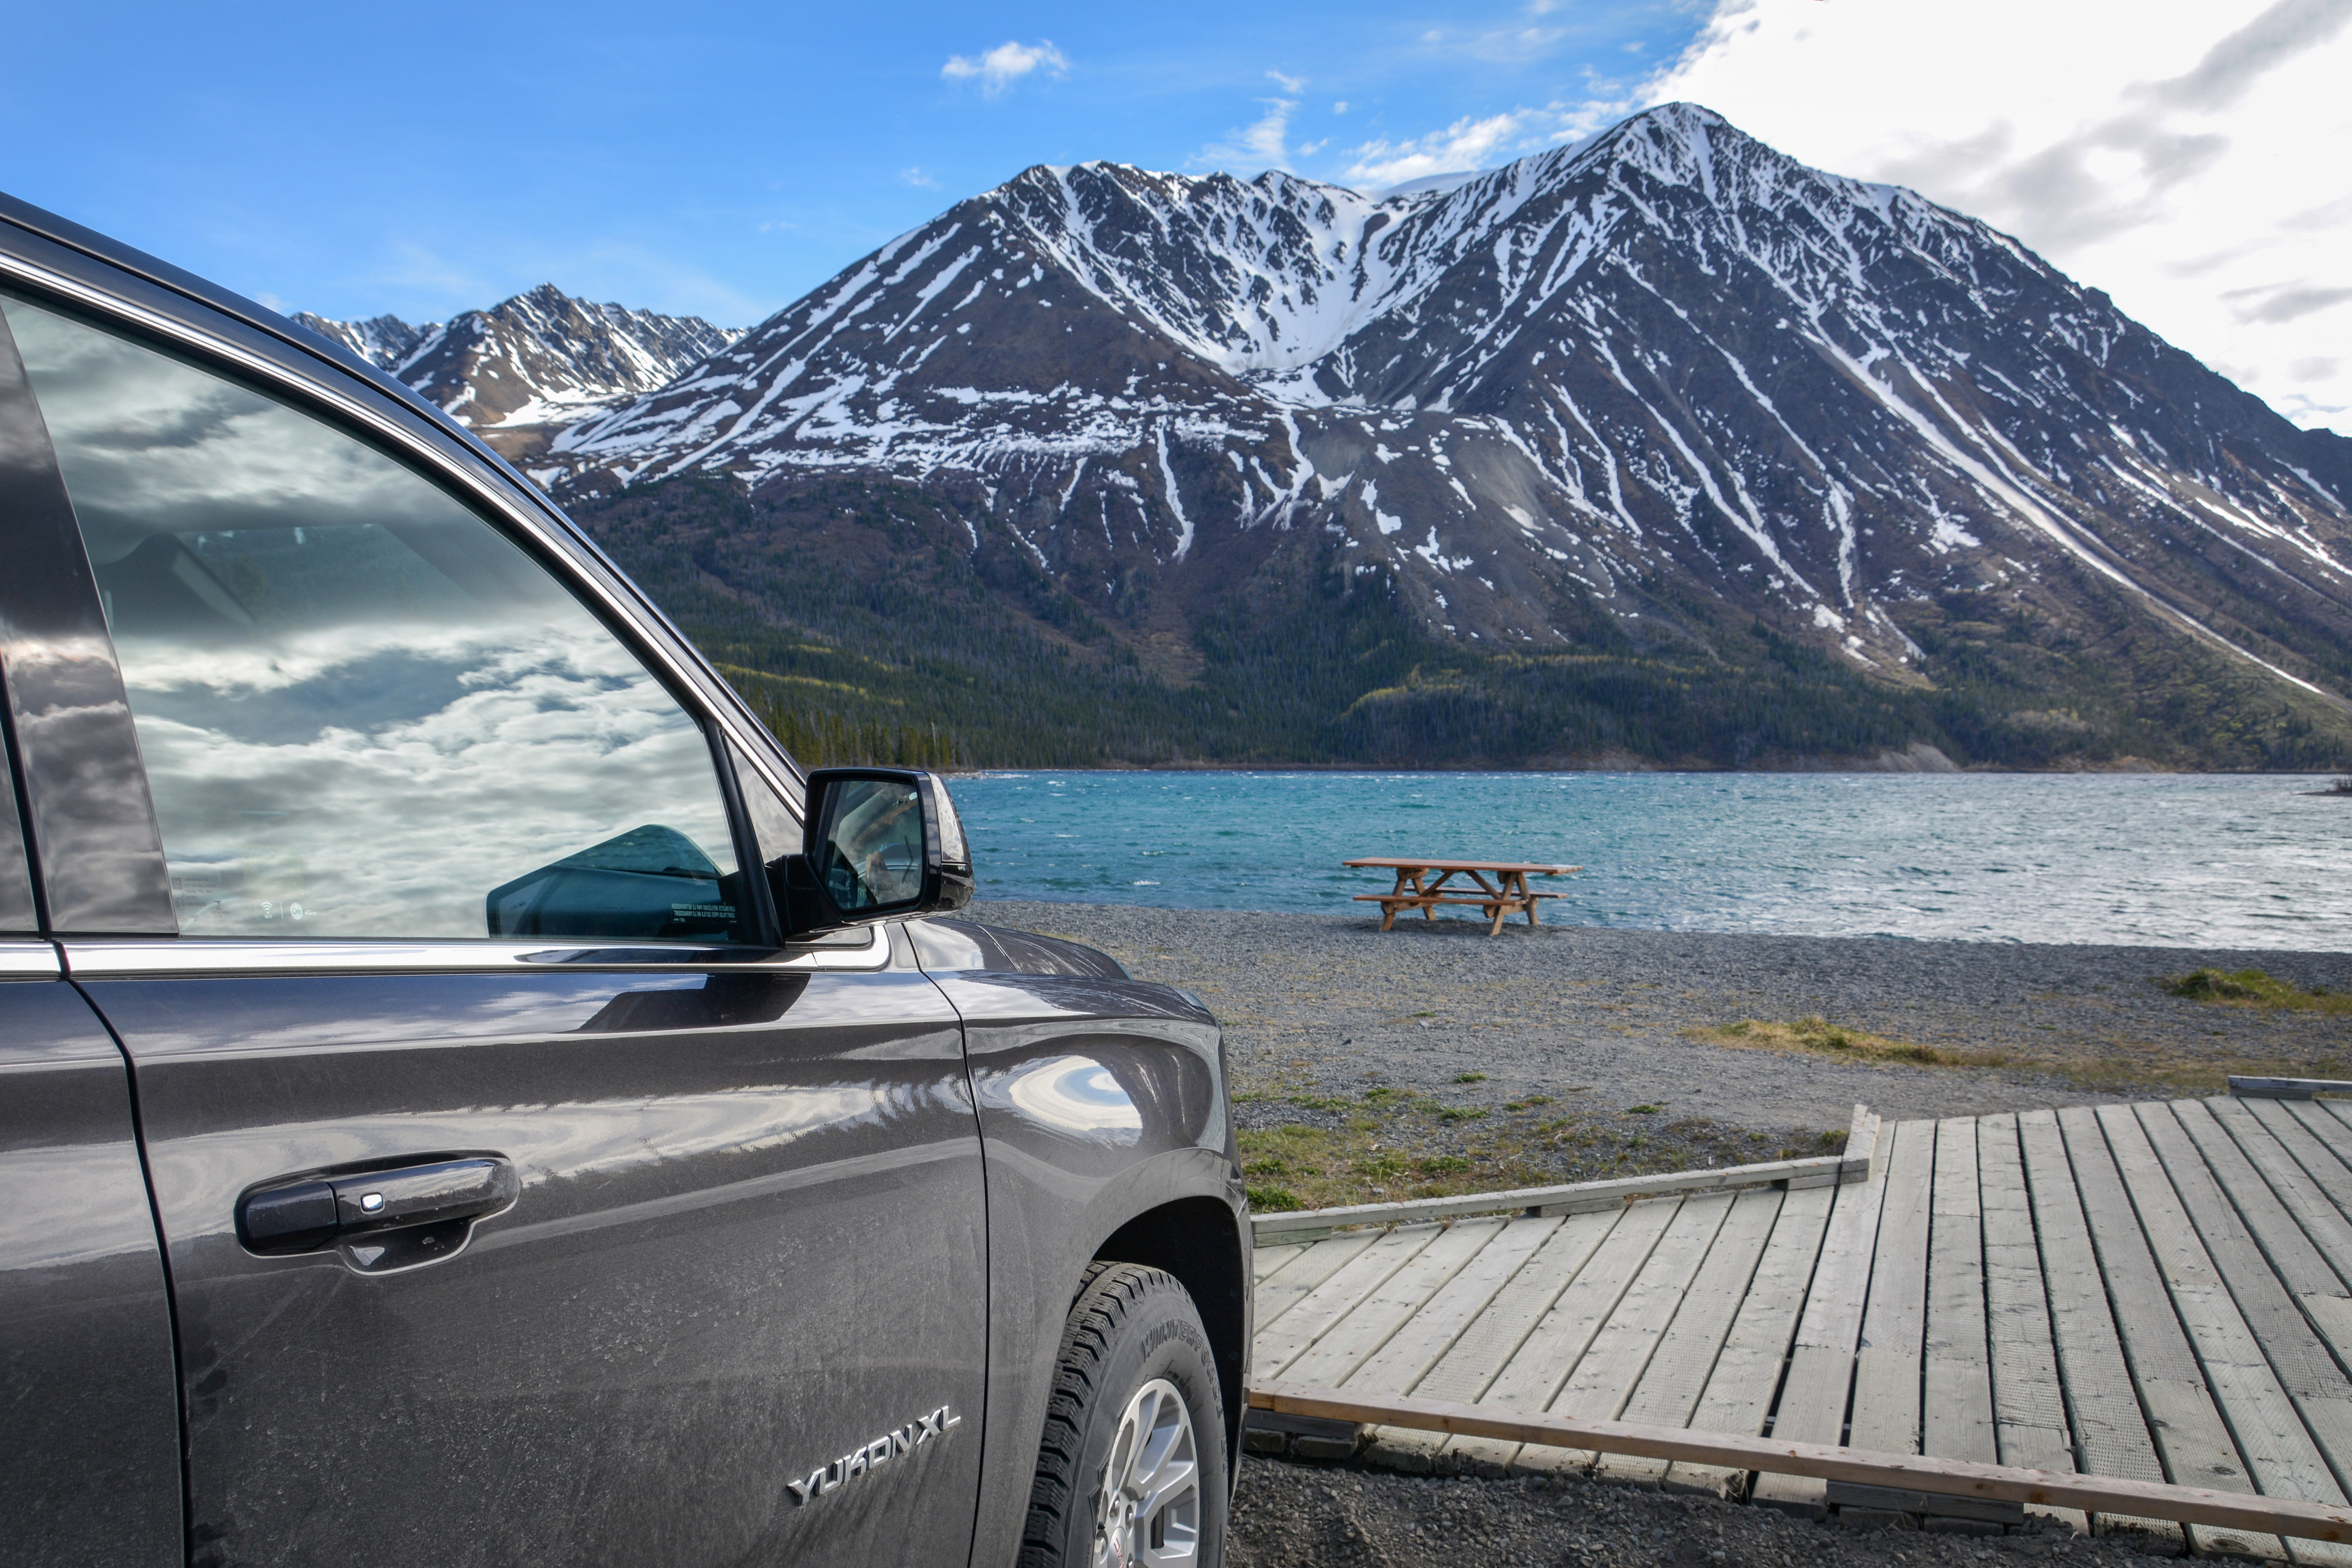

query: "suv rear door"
left=0, top=275, right=987, bottom=1567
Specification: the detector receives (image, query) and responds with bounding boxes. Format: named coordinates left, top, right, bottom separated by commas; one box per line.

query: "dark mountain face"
left=296, top=286, right=739, bottom=462
left=554, top=106, right=2352, bottom=767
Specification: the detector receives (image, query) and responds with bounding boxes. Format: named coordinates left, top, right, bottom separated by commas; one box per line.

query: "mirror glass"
left=812, top=779, right=926, bottom=913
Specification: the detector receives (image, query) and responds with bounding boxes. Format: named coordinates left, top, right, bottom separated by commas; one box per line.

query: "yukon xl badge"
left=785, top=1406, right=961, bottom=1506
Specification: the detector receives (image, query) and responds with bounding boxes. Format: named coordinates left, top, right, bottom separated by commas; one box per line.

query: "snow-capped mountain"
left=296, top=286, right=739, bottom=456
left=554, top=103, right=2352, bottom=738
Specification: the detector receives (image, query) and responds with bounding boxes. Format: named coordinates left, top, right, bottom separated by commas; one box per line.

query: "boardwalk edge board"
left=1251, top=1106, right=1878, bottom=1239
left=2229, top=1076, right=2352, bottom=1100
left=1245, top=1383, right=2352, bottom=1544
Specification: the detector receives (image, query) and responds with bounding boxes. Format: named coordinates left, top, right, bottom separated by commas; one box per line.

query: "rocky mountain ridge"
left=336, top=104, right=2352, bottom=767
left=295, top=285, right=738, bottom=459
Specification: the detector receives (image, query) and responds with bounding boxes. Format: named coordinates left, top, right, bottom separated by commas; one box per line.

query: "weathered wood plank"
left=1979, top=1112, right=2085, bottom=1532
left=2138, top=1101, right=2352, bottom=1527
left=1658, top=1183, right=1835, bottom=1498
left=1752, top=1140, right=1893, bottom=1516
left=1252, top=1225, right=1444, bottom=1382
left=2245, top=1098, right=2352, bottom=1246
left=1253, top=1231, right=1381, bottom=1333
left=2063, top=1105, right=2283, bottom=1561
left=1253, top=1243, right=1306, bottom=1285
left=2102, top=1101, right=2342, bottom=1562
left=1439, top=1197, right=1683, bottom=1473
left=1361, top=1208, right=1625, bottom=1471
left=1848, top=1119, right=1935, bottom=1457
left=1597, top=1186, right=1785, bottom=1485
left=2016, top=1109, right=2182, bottom=1552
left=1345, top=1215, right=1564, bottom=1396
left=1923, top=1115, right=1997, bottom=1465
left=1248, top=1382, right=2352, bottom=1547
left=2307, top=1098, right=2352, bottom=1163
left=1522, top=1191, right=1740, bottom=1474
left=1281, top=1220, right=1504, bottom=1388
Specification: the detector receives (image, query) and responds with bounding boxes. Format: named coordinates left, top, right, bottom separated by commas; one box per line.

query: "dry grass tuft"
left=2164, top=968, right=2351, bottom=1014
left=1690, top=1016, right=2008, bottom=1069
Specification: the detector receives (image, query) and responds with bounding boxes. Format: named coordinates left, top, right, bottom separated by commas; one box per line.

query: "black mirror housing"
left=780, top=768, right=974, bottom=935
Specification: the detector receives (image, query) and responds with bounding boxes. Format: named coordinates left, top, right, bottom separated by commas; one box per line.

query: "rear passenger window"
left=1, top=294, right=749, bottom=944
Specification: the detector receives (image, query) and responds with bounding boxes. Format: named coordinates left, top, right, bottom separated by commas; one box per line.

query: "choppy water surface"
left=951, top=771, right=2352, bottom=950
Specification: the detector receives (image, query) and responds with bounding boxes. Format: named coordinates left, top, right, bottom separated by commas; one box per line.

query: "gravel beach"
left=975, top=899, right=2352, bottom=1135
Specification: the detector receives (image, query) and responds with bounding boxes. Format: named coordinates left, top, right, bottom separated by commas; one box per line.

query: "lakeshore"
left=975, top=899, right=2352, bottom=1209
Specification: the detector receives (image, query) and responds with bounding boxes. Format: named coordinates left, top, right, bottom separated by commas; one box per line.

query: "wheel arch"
left=1092, top=1196, right=1249, bottom=1479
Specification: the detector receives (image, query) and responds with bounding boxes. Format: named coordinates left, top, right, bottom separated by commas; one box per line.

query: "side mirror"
left=780, top=768, right=974, bottom=935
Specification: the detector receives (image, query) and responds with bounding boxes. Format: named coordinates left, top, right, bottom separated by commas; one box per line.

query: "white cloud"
left=1266, top=69, right=1308, bottom=94
left=1644, top=0, right=2352, bottom=434
left=1333, top=100, right=1349, bottom=115
left=940, top=39, right=1069, bottom=98
left=899, top=167, right=940, bottom=189
left=1341, top=104, right=1611, bottom=189
left=1200, top=96, right=1299, bottom=172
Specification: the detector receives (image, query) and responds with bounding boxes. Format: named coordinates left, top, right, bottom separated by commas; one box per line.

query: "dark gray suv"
left=0, top=194, right=1248, bottom=1568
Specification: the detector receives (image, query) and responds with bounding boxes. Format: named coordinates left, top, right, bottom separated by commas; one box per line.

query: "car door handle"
left=240, top=1157, right=520, bottom=1255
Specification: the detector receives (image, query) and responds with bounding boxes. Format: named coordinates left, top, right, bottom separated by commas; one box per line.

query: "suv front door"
left=0, top=287, right=987, bottom=1567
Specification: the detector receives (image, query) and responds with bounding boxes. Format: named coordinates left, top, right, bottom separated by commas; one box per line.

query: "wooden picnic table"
left=1344, top=857, right=1581, bottom=936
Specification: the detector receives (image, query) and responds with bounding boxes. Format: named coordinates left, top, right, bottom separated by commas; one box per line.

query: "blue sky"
left=8, top=1, right=2343, bottom=431
left=1, top=0, right=1697, bottom=329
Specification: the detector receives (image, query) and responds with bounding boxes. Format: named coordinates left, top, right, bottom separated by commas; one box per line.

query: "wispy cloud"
left=898, top=166, right=940, bottom=189
left=1198, top=79, right=1301, bottom=172
left=940, top=39, right=1069, bottom=98
left=1341, top=103, right=1610, bottom=188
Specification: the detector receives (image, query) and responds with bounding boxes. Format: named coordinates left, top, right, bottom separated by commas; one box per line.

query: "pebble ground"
left=1228, top=1459, right=2182, bottom=1567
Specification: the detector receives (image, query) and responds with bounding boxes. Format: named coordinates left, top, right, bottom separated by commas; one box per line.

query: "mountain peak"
left=547, top=106, right=2351, bottom=758
left=301, top=284, right=742, bottom=458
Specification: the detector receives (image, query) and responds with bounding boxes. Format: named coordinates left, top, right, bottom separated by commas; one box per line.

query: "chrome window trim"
left=62, top=925, right=891, bottom=979
left=0, top=941, right=61, bottom=978
left=0, top=249, right=806, bottom=825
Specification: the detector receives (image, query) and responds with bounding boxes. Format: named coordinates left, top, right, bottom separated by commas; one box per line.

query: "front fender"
left=908, top=921, right=1244, bottom=1568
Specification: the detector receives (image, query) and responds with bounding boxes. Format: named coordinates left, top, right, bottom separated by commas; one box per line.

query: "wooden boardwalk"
left=1249, top=1095, right=2352, bottom=1558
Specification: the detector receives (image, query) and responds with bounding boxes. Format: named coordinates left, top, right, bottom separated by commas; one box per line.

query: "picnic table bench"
left=1345, top=857, right=1580, bottom=936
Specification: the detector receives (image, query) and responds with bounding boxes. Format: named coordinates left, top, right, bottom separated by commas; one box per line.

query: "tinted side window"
left=2, top=295, right=746, bottom=944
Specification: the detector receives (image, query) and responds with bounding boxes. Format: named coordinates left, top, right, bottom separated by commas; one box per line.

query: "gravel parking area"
left=1229, top=1457, right=2179, bottom=1567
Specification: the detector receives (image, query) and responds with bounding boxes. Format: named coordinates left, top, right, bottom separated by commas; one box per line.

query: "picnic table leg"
left=1379, top=870, right=1416, bottom=932
left=1514, top=871, right=1541, bottom=927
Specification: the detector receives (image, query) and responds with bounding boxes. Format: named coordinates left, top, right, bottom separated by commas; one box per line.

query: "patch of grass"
left=1625, top=1104, right=1662, bottom=1114
left=1692, top=1016, right=2007, bottom=1069
left=1522, top=1094, right=1555, bottom=1106
left=2164, top=969, right=2350, bottom=1014
left=1245, top=1184, right=1303, bottom=1212
left=1234, top=1099, right=1796, bottom=1210
left=1453, top=1072, right=1489, bottom=1084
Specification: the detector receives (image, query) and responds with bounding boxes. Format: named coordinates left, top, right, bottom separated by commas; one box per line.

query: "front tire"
left=1021, top=1263, right=1229, bottom=1568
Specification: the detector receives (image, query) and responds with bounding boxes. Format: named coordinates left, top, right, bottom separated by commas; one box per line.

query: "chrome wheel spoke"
left=1095, top=1376, right=1201, bottom=1568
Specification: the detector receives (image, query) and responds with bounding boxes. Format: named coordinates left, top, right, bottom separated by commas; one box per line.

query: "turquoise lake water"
left=950, top=771, right=2352, bottom=951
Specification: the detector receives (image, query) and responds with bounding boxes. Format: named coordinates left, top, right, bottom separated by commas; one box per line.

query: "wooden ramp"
left=1247, top=1093, right=2352, bottom=1559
